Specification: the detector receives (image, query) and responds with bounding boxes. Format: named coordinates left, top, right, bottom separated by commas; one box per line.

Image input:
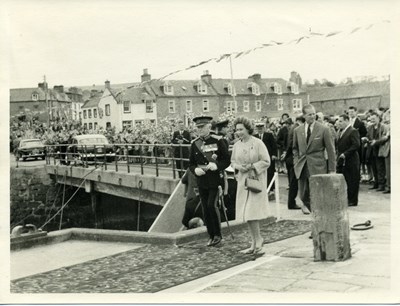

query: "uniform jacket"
left=189, top=134, right=230, bottom=188
left=293, top=121, right=336, bottom=178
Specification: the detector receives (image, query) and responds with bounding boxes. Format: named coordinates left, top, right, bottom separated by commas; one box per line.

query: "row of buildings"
left=10, top=69, right=390, bottom=131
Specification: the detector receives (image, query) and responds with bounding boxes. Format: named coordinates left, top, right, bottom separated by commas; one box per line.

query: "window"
left=271, top=82, right=282, bottom=95
left=105, top=104, right=110, bottom=116
left=150, top=119, right=156, bottom=124
left=88, top=109, right=92, bottom=118
left=163, top=82, right=173, bottom=95
left=243, top=100, right=250, bottom=112
left=202, top=100, right=209, bottom=112
left=168, top=100, right=175, bottom=113
left=84, top=123, right=87, bottom=129
left=122, top=120, right=133, bottom=129
left=255, top=100, right=262, bottom=112
left=79, top=112, right=82, bottom=119
left=106, top=122, right=111, bottom=129
left=135, top=120, right=143, bottom=125
left=227, top=83, right=236, bottom=96
left=93, top=108, right=97, bottom=118
left=252, top=84, right=260, bottom=96
left=197, top=81, right=207, bottom=94
left=89, top=123, right=93, bottom=129
left=226, top=101, right=236, bottom=113
left=123, top=100, right=131, bottom=113
left=146, top=100, right=154, bottom=113
left=94, top=122, right=98, bottom=130
left=277, top=98, right=284, bottom=111
left=292, top=99, right=302, bottom=111
left=83, top=110, right=87, bottom=119
left=32, top=94, right=39, bottom=101
left=186, top=100, right=192, bottom=113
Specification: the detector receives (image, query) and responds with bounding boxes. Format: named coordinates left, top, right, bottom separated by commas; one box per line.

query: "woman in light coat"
left=231, top=117, right=271, bottom=254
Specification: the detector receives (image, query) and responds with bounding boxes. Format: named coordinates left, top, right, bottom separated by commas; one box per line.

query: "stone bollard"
left=310, top=174, right=351, bottom=261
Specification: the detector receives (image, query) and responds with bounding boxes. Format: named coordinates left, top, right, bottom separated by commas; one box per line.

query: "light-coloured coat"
left=293, top=121, right=336, bottom=179
left=231, top=136, right=270, bottom=222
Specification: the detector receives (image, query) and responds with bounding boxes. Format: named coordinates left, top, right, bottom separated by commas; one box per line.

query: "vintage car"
left=66, top=134, right=116, bottom=164
left=15, top=139, right=46, bottom=161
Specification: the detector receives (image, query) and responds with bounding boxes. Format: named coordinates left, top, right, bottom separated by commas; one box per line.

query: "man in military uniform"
left=189, top=116, right=230, bottom=246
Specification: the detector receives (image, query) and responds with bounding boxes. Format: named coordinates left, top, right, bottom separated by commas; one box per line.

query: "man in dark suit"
left=255, top=122, right=277, bottom=193
left=171, top=119, right=191, bottom=178
left=336, top=114, right=361, bottom=206
left=348, top=106, right=367, bottom=165
left=293, top=104, right=336, bottom=213
left=282, top=115, right=305, bottom=210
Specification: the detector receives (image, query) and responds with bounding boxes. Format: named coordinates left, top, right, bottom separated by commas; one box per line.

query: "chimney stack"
left=201, top=70, right=212, bottom=83
left=105, top=80, right=111, bottom=90
left=249, top=73, right=261, bottom=82
left=141, top=69, right=151, bottom=82
left=53, top=85, right=64, bottom=93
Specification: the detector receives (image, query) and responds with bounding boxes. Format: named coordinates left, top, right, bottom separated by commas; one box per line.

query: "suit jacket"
left=352, top=117, right=367, bottom=138
left=284, top=123, right=299, bottom=161
left=171, top=130, right=191, bottom=157
left=276, top=126, right=289, bottom=150
left=255, top=132, right=277, bottom=157
left=337, top=126, right=360, bottom=165
left=293, top=121, right=336, bottom=179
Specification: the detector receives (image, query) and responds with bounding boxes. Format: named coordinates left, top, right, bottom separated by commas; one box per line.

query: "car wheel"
left=22, top=157, right=27, bottom=161
left=41, top=156, right=46, bottom=160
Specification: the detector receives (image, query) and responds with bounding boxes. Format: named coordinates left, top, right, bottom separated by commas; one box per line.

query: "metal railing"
left=45, top=143, right=191, bottom=179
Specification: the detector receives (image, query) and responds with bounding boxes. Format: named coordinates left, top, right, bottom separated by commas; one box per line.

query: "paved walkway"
left=161, top=183, right=394, bottom=297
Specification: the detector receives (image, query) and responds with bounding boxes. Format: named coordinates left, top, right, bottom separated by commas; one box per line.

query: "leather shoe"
left=301, top=206, right=311, bottom=215
left=289, top=205, right=301, bottom=210
left=369, top=185, right=378, bottom=190
left=348, top=202, right=358, bottom=206
left=376, top=187, right=385, bottom=192
left=210, top=236, right=222, bottom=246
left=383, top=190, right=391, bottom=194
left=207, top=238, right=213, bottom=247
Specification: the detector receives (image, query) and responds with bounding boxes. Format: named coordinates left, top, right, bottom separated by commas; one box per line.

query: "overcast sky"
left=2, top=0, right=398, bottom=88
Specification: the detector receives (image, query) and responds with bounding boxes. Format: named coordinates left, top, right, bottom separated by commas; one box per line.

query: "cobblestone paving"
left=11, top=220, right=311, bottom=293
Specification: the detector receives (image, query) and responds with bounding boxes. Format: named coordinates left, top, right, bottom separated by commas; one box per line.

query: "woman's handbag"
left=245, top=169, right=263, bottom=193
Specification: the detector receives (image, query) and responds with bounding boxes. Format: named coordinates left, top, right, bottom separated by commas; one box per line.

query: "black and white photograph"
left=1, top=0, right=399, bottom=303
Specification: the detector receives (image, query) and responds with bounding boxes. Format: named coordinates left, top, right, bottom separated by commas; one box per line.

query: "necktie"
left=306, top=125, right=311, bottom=143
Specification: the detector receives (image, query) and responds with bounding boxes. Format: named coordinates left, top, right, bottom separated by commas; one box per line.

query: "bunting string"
left=155, top=20, right=390, bottom=81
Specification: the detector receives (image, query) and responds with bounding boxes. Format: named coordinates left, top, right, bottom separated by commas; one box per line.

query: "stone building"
left=309, top=80, right=390, bottom=115
left=10, top=82, right=83, bottom=123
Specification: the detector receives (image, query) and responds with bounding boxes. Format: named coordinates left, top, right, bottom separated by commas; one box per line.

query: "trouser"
left=298, top=164, right=311, bottom=211
left=342, top=163, right=360, bottom=205
left=385, top=153, right=390, bottom=191
left=198, top=187, right=221, bottom=239
left=370, top=154, right=386, bottom=188
left=286, top=159, right=299, bottom=208
left=181, top=196, right=202, bottom=228
left=175, top=159, right=188, bottom=179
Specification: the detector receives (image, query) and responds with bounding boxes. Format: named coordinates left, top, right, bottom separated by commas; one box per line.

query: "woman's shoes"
left=239, top=247, right=255, bottom=254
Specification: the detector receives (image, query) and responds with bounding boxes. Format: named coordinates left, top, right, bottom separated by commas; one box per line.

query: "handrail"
left=44, top=143, right=192, bottom=179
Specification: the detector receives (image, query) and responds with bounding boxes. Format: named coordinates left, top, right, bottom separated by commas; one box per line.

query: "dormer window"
left=247, top=82, right=260, bottom=96
left=225, top=83, right=236, bottom=96
left=163, top=82, right=174, bottom=95
left=287, top=82, right=299, bottom=94
left=270, top=82, right=282, bottom=95
left=32, top=93, right=39, bottom=101
left=197, top=81, right=207, bottom=94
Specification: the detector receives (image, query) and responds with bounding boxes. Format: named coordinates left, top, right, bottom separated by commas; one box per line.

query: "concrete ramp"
left=148, top=181, right=186, bottom=233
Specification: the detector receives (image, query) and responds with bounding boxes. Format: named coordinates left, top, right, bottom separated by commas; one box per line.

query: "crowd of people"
left=10, top=105, right=390, bottom=252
